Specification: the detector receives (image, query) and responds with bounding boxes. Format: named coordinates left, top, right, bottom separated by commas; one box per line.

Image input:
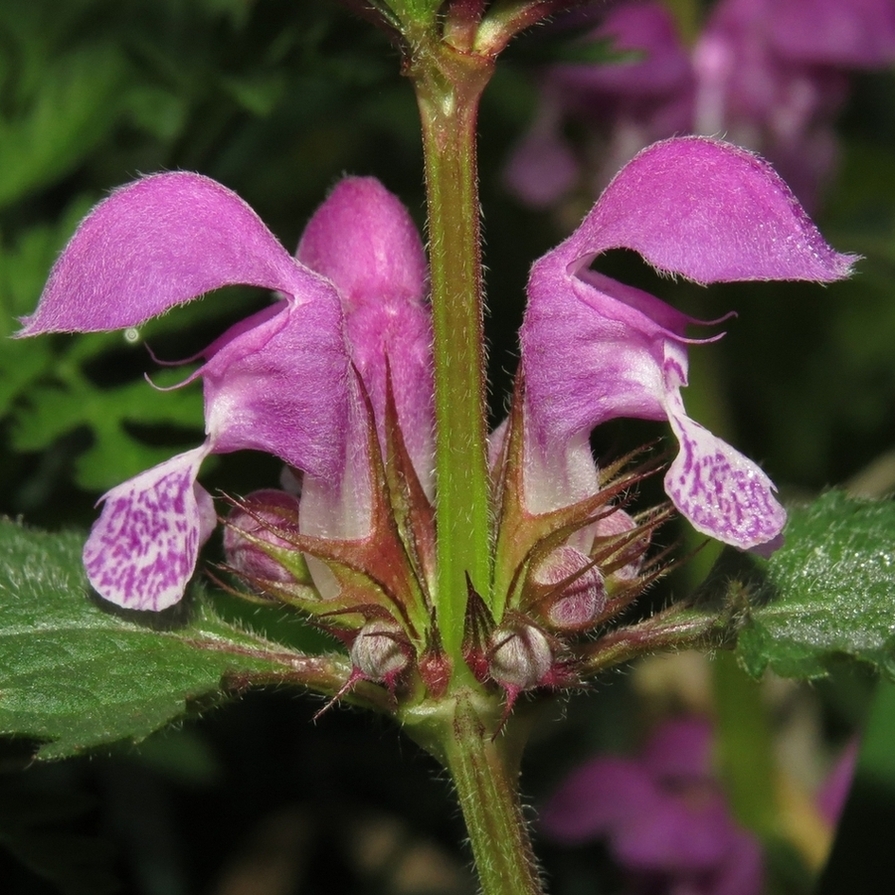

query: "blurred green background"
left=1, top=1, right=894, bottom=893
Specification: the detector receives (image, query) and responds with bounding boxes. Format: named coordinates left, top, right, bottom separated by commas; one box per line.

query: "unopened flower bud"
left=223, top=489, right=301, bottom=583
left=532, top=546, right=607, bottom=630
left=489, top=622, right=553, bottom=692
left=350, top=620, right=411, bottom=683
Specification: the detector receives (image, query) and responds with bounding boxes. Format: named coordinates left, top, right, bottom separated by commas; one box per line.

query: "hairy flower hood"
left=18, top=173, right=434, bottom=610
left=520, top=137, right=855, bottom=550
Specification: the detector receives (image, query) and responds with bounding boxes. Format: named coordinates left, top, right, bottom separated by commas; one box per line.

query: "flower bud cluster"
left=471, top=451, right=672, bottom=704
left=221, top=428, right=668, bottom=716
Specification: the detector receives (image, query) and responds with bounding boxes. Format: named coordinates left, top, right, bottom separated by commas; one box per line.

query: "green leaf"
left=728, top=492, right=895, bottom=680
left=0, top=46, right=127, bottom=208
left=0, top=519, right=349, bottom=759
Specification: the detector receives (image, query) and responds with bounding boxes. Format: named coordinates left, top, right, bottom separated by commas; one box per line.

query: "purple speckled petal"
left=518, top=136, right=851, bottom=549
left=556, top=136, right=857, bottom=283
left=664, top=388, right=786, bottom=549
left=83, top=446, right=213, bottom=610
left=297, top=177, right=435, bottom=491
left=18, top=172, right=316, bottom=334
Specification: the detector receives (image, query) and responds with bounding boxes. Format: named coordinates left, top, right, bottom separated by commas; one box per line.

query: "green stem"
left=418, top=694, right=544, bottom=895
left=411, top=46, right=494, bottom=661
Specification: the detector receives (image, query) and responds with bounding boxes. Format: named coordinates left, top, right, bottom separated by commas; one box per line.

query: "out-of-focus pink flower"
left=506, top=0, right=895, bottom=209
left=541, top=717, right=764, bottom=895
left=817, top=738, right=860, bottom=825
left=506, top=1, right=693, bottom=207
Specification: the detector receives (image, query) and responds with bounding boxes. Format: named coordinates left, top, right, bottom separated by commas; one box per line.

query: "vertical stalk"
left=439, top=696, right=544, bottom=895
left=412, top=47, right=494, bottom=660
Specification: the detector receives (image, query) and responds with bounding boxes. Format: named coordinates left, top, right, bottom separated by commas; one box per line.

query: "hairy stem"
left=410, top=44, right=494, bottom=661
left=406, top=692, right=545, bottom=895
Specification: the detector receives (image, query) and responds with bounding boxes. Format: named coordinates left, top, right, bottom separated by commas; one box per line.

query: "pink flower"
left=520, top=137, right=854, bottom=549
left=505, top=2, right=693, bottom=207
left=506, top=0, right=895, bottom=209
left=18, top=174, right=433, bottom=610
left=542, top=717, right=764, bottom=895
left=18, top=139, right=851, bottom=609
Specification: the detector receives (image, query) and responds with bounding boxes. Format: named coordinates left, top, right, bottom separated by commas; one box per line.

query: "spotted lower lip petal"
left=83, top=447, right=212, bottom=611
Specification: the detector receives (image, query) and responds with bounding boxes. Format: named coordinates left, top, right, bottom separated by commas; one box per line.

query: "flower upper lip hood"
left=16, top=172, right=352, bottom=483
left=548, top=136, right=855, bottom=283
left=520, top=136, right=855, bottom=551
left=296, top=176, right=435, bottom=496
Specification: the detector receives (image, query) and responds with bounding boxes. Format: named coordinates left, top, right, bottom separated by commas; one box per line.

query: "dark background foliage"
left=2, top=1, right=895, bottom=893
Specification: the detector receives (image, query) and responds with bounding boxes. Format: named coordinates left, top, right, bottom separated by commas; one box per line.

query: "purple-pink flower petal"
left=200, top=295, right=349, bottom=482
left=521, top=137, right=852, bottom=550
left=769, top=0, right=895, bottom=68
left=297, top=176, right=435, bottom=490
left=818, top=738, right=859, bottom=825
left=541, top=757, right=663, bottom=844
left=557, top=136, right=857, bottom=283
left=522, top=267, right=672, bottom=449
left=297, top=176, right=428, bottom=314
left=83, top=447, right=215, bottom=610
left=552, top=2, right=693, bottom=99
left=19, top=171, right=360, bottom=608
left=503, top=111, right=580, bottom=209
left=642, top=715, right=714, bottom=780
left=611, top=792, right=732, bottom=872
left=542, top=717, right=764, bottom=895
left=18, top=172, right=324, bottom=334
